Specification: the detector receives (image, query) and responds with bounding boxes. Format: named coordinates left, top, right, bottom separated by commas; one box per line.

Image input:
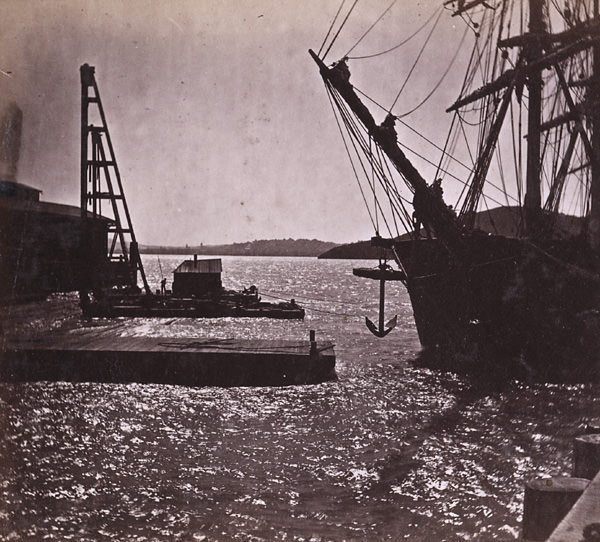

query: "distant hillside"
left=318, top=206, right=584, bottom=259
left=140, top=238, right=338, bottom=257
left=318, top=239, right=389, bottom=260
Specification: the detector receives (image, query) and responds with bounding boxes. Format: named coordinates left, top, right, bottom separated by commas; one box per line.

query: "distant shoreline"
left=138, top=207, right=584, bottom=260
left=138, top=238, right=338, bottom=258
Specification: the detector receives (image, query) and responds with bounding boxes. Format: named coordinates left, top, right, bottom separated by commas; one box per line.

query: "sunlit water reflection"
left=0, top=256, right=598, bottom=540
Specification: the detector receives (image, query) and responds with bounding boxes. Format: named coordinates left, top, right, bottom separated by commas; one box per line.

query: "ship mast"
left=524, top=0, right=545, bottom=236
left=591, top=0, right=600, bottom=250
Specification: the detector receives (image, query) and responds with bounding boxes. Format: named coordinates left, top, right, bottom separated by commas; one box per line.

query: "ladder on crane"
left=79, top=63, right=151, bottom=294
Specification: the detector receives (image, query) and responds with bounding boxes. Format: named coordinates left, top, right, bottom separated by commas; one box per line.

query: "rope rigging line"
left=344, top=0, right=397, bottom=58
left=375, top=145, right=404, bottom=237
left=322, top=0, right=360, bottom=61
left=348, top=5, right=442, bottom=60
left=369, top=137, right=379, bottom=233
left=353, top=128, right=412, bottom=234
left=318, top=0, right=347, bottom=58
left=260, top=289, right=367, bottom=307
left=328, top=87, right=379, bottom=231
left=259, top=291, right=361, bottom=319
left=328, top=83, right=404, bottom=236
left=359, top=134, right=410, bottom=237
left=326, top=86, right=378, bottom=231
left=328, top=79, right=409, bottom=235
left=436, top=113, right=460, bottom=182
left=334, top=69, right=519, bottom=218
left=455, top=118, right=475, bottom=207
left=398, top=114, right=471, bottom=177
left=389, top=7, right=443, bottom=112
left=357, top=81, right=522, bottom=211
left=397, top=138, right=508, bottom=209
left=345, top=122, right=399, bottom=237
left=374, top=143, right=412, bottom=236
left=509, top=94, right=523, bottom=210
left=396, top=22, right=470, bottom=119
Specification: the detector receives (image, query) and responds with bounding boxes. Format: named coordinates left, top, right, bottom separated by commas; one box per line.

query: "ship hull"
left=394, top=236, right=600, bottom=381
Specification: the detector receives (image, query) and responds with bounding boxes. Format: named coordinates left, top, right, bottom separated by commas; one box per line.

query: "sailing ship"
left=311, top=0, right=600, bottom=379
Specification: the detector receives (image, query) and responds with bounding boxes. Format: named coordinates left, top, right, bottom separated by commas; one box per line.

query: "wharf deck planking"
left=1, top=331, right=336, bottom=387
left=547, top=470, right=600, bottom=541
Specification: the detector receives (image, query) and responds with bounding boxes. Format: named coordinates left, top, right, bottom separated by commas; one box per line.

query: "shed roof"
left=174, top=258, right=222, bottom=274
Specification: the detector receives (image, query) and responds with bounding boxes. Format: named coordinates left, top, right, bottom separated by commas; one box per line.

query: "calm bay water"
left=0, top=255, right=598, bottom=541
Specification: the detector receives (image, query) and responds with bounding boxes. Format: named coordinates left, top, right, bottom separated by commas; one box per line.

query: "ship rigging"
left=311, top=0, right=600, bottom=379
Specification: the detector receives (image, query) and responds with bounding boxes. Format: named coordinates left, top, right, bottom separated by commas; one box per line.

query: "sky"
left=0, top=0, right=471, bottom=245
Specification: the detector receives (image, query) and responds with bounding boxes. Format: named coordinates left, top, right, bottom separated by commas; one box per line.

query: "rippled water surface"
left=1, top=255, right=598, bottom=541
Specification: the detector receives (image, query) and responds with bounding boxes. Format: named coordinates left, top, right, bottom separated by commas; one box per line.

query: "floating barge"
left=81, top=256, right=305, bottom=319
left=1, top=330, right=336, bottom=387
left=76, top=66, right=304, bottom=322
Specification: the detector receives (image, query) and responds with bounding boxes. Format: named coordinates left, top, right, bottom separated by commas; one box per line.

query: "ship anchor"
left=365, top=272, right=398, bottom=338
left=353, top=260, right=405, bottom=338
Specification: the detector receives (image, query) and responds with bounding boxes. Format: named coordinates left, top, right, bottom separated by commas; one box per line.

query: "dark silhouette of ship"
left=311, top=0, right=600, bottom=379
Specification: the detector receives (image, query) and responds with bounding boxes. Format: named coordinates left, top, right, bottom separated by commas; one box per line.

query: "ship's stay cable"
left=344, top=0, right=397, bottom=58
left=260, top=290, right=410, bottom=320
left=318, top=0, right=347, bottom=58
left=326, top=86, right=377, bottom=231
left=352, top=79, right=519, bottom=208
left=322, top=0, right=360, bottom=61
left=259, top=292, right=362, bottom=319
left=492, top=138, right=507, bottom=220
left=509, top=96, right=522, bottom=211
left=260, top=289, right=367, bottom=307
left=348, top=5, right=442, bottom=60
left=398, top=138, right=507, bottom=208
left=379, top=144, right=414, bottom=230
left=354, top=85, right=484, bottom=183
left=328, top=82, right=411, bottom=235
left=389, top=8, right=443, bottom=112
left=436, top=113, right=460, bottom=183
left=374, top=144, right=402, bottom=237
left=396, top=23, right=469, bottom=119
left=328, top=80, right=409, bottom=236
left=451, top=8, right=503, bottom=215
left=369, top=137, right=379, bottom=233
left=455, top=119, right=475, bottom=206
left=331, top=87, right=398, bottom=234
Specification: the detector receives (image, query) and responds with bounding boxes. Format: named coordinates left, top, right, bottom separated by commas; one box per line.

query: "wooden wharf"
left=547, top=470, right=600, bottom=541
left=522, top=427, right=600, bottom=541
left=1, top=329, right=336, bottom=387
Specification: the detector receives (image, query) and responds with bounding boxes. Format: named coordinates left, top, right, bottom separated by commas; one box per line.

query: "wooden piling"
left=573, top=433, right=600, bottom=480
left=521, top=476, right=589, bottom=541
left=310, top=329, right=317, bottom=355
left=546, top=470, right=600, bottom=541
